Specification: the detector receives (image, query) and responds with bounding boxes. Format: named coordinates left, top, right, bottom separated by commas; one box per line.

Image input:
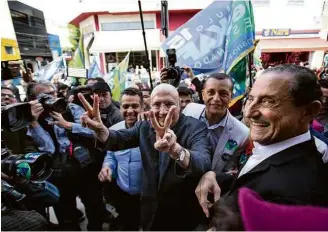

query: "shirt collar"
left=200, top=109, right=228, bottom=130
left=252, top=131, right=311, bottom=158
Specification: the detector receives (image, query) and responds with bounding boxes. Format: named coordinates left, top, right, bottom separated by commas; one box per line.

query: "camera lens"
left=167, top=68, right=179, bottom=79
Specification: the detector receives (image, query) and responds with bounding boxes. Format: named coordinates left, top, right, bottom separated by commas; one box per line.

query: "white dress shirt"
left=238, top=131, right=311, bottom=178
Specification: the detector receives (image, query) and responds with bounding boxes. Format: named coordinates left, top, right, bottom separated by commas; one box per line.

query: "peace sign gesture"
left=149, top=106, right=182, bottom=156
left=78, top=93, right=109, bottom=143
left=149, top=106, right=176, bottom=139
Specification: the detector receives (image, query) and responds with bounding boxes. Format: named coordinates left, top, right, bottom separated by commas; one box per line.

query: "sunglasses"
left=1, top=93, right=15, bottom=99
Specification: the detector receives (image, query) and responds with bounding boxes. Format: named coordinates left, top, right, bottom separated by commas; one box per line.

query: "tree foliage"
left=67, top=24, right=80, bottom=52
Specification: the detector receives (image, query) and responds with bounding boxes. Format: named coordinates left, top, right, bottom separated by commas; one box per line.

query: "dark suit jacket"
left=221, top=140, right=328, bottom=207
left=100, top=115, right=212, bottom=230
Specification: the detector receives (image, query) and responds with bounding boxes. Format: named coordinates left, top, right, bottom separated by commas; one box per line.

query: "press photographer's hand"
left=160, top=68, right=168, bottom=82
left=29, top=100, right=44, bottom=122
left=184, top=66, right=195, bottom=80
left=50, top=112, right=72, bottom=129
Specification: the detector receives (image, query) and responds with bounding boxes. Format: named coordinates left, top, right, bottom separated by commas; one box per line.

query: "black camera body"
left=1, top=148, right=52, bottom=181
left=38, top=94, right=67, bottom=114
left=165, top=49, right=183, bottom=87
left=166, top=49, right=183, bottom=79
left=1, top=103, right=33, bottom=132
left=71, top=86, right=93, bottom=108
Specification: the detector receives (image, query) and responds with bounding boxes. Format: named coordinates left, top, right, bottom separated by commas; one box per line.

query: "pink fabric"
left=312, top=120, right=324, bottom=133
left=238, top=187, right=328, bottom=231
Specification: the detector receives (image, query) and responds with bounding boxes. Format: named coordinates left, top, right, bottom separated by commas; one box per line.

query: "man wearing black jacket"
left=91, top=82, right=123, bottom=128
left=196, top=65, right=328, bottom=218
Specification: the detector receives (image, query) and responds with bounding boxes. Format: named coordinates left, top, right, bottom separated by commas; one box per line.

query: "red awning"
left=259, top=38, right=328, bottom=53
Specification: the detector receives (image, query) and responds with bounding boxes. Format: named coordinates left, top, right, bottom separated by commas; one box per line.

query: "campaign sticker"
left=225, top=139, right=238, bottom=151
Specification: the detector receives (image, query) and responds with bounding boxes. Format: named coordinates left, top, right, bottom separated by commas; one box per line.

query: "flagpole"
left=138, top=0, right=153, bottom=90
left=248, top=52, right=253, bottom=88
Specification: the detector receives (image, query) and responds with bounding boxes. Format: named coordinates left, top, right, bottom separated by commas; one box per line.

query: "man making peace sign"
left=78, top=83, right=211, bottom=231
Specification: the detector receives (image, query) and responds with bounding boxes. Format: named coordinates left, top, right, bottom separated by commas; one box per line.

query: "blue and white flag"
left=88, top=58, right=102, bottom=78
left=34, top=56, right=66, bottom=81
left=161, top=0, right=255, bottom=74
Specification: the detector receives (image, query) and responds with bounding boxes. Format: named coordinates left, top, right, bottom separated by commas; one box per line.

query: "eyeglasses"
left=1, top=93, right=15, bottom=99
left=44, top=91, right=56, bottom=96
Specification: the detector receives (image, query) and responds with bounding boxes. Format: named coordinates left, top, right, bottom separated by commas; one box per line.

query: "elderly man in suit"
left=78, top=83, right=211, bottom=231
left=196, top=64, right=328, bottom=218
left=183, top=73, right=249, bottom=176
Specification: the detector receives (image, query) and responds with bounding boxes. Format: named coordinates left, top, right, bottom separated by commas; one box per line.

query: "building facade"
left=1, top=0, right=21, bottom=62
left=69, top=0, right=328, bottom=74
left=8, top=0, right=52, bottom=72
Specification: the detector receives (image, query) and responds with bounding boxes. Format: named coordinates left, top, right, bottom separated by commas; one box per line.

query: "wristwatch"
left=176, top=148, right=186, bottom=162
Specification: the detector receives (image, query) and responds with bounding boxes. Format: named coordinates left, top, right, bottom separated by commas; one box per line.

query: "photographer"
left=161, top=66, right=204, bottom=104
left=26, top=81, right=104, bottom=231
left=1, top=87, right=59, bottom=223
left=1, top=86, right=54, bottom=155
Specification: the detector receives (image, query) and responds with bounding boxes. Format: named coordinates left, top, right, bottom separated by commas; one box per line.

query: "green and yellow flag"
left=69, top=33, right=84, bottom=68
left=111, top=52, right=130, bottom=101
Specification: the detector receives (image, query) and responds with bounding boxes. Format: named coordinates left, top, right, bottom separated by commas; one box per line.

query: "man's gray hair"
left=27, top=80, right=57, bottom=101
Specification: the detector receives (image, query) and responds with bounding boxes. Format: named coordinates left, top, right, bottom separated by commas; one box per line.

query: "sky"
left=16, top=0, right=83, bottom=25
left=13, top=0, right=212, bottom=47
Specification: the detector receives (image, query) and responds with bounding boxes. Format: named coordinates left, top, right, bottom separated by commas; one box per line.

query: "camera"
left=71, top=86, right=93, bottom=108
left=1, top=103, right=33, bottom=132
left=166, top=49, right=183, bottom=80
left=1, top=148, right=52, bottom=181
left=38, top=94, right=67, bottom=114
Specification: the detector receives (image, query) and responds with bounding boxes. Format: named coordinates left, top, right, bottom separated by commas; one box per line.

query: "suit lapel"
left=212, top=114, right=233, bottom=171
left=229, top=140, right=317, bottom=192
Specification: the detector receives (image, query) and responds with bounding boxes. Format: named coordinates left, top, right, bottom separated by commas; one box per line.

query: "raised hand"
left=29, top=100, right=44, bottom=122
left=149, top=106, right=181, bottom=157
left=78, top=93, right=109, bottom=143
left=183, top=66, right=195, bottom=79
left=149, top=106, right=175, bottom=138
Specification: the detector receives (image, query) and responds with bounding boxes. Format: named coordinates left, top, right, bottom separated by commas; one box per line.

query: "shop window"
left=30, top=16, right=45, bottom=29
left=101, top=20, right=155, bottom=31
left=287, top=0, right=304, bottom=5
left=4, top=46, right=14, bottom=55
left=252, top=0, right=270, bottom=6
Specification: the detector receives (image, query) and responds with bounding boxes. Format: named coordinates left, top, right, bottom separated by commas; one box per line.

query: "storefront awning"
left=89, top=29, right=161, bottom=53
left=259, top=38, right=328, bottom=53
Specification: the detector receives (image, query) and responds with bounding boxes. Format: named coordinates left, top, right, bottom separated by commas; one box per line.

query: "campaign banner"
left=161, top=0, right=255, bottom=74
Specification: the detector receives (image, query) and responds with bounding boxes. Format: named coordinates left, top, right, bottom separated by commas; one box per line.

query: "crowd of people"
left=1, top=63, right=328, bottom=230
